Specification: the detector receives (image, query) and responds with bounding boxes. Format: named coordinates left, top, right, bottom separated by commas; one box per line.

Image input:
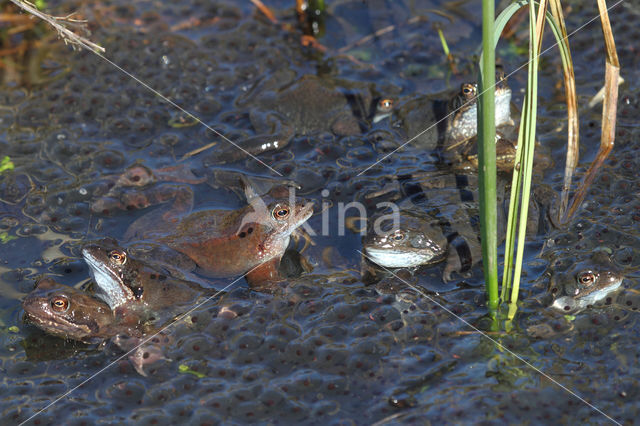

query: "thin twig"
left=181, top=141, right=216, bottom=161
left=249, top=0, right=278, bottom=24
left=8, top=0, right=105, bottom=53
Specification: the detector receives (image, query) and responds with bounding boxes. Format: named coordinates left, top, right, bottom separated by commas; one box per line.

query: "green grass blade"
left=508, top=1, right=541, bottom=312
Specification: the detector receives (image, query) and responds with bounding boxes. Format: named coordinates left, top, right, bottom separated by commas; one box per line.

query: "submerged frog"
left=363, top=126, right=551, bottom=281
left=549, top=251, right=624, bottom=313
left=211, top=75, right=392, bottom=163
left=250, top=74, right=391, bottom=136
left=364, top=170, right=512, bottom=282
left=121, top=178, right=314, bottom=286
left=22, top=277, right=139, bottom=344
left=363, top=207, right=447, bottom=269
left=395, top=77, right=513, bottom=152
left=91, top=163, right=206, bottom=215
left=452, top=132, right=518, bottom=173
left=82, top=238, right=207, bottom=315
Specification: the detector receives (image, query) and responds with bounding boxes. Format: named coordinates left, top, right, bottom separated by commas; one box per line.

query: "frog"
left=90, top=163, right=206, bottom=215
left=82, top=238, right=209, bottom=316
left=443, top=78, right=513, bottom=150
left=119, top=177, right=314, bottom=287
left=450, top=132, right=518, bottom=173
left=394, top=76, right=513, bottom=153
left=363, top=206, right=448, bottom=270
left=249, top=74, right=391, bottom=136
left=22, top=277, right=140, bottom=344
left=364, top=170, right=511, bottom=282
left=363, top=106, right=554, bottom=282
left=22, top=277, right=171, bottom=376
left=548, top=250, right=625, bottom=313
left=209, top=74, right=393, bottom=163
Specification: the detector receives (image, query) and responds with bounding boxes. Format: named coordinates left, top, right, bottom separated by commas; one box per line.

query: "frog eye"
left=108, top=250, right=127, bottom=265
left=391, top=231, right=406, bottom=242
left=272, top=205, right=290, bottom=220
left=50, top=296, right=69, bottom=312
left=462, top=83, right=477, bottom=98
left=378, top=98, right=394, bottom=112
left=577, top=271, right=596, bottom=286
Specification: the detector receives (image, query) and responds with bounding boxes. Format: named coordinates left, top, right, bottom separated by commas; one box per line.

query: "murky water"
left=1, top=0, right=639, bottom=423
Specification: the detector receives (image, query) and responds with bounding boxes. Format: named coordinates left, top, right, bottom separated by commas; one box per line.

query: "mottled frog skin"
left=363, top=206, right=448, bottom=269
left=22, top=277, right=139, bottom=344
left=395, top=77, right=513, bottom=152
left=82, top=238, right=207, bottom=316
left=549, top=251, right=624, bottom=313
left=121, top=179, right=314, bottom=286
left=365, top=170, right=511, bottom=282
left=211, top=74, right=392, bottom=163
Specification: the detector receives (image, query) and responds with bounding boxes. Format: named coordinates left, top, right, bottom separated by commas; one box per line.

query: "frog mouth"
left=290, top=201, right=314, bottom=232
left=23, top=309, right=91, bottom=339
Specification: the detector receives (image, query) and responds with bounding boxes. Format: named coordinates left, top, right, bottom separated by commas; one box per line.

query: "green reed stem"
left=478, top=0, right=498, bottom=312
left=504, top=1, right=542, bottom=318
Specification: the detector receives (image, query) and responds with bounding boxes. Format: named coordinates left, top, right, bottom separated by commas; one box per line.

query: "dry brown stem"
left=562, top=0, right=620, bottom=223
left=8, top=0, right=104, bottom=53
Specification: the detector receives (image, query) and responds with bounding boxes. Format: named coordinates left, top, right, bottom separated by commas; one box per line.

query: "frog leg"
left=113, top=333, right=171, bottom=377
left=365, top=181, right=401, bottom=201
left=245, top=257, right=284, bottom=290
left=291, top=228, right=315, bottom=253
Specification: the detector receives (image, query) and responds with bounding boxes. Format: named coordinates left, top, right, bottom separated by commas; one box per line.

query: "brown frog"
left=549, top=251, right=625, bottom=313
left=394, top=77, right=513, bottom=153
left=91, top=163, right=206, bottom=215
left=120, top=178, right=314, bottom=286
left=22, top=277, right=170, bottom=376
left=211, top=75, right=392, bottom=163
left=22, top=277, right=140, bottom=344
left=82, top=238, right=208, bottom=316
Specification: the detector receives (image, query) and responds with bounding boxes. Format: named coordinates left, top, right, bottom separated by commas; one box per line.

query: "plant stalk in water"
left=504, top=0, right=544, bottom=319
left=478, top=0, right=498, bottom=312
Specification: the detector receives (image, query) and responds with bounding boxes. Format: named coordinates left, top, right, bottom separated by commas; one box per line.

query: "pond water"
left=1, top=0, right=640, bottom=424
